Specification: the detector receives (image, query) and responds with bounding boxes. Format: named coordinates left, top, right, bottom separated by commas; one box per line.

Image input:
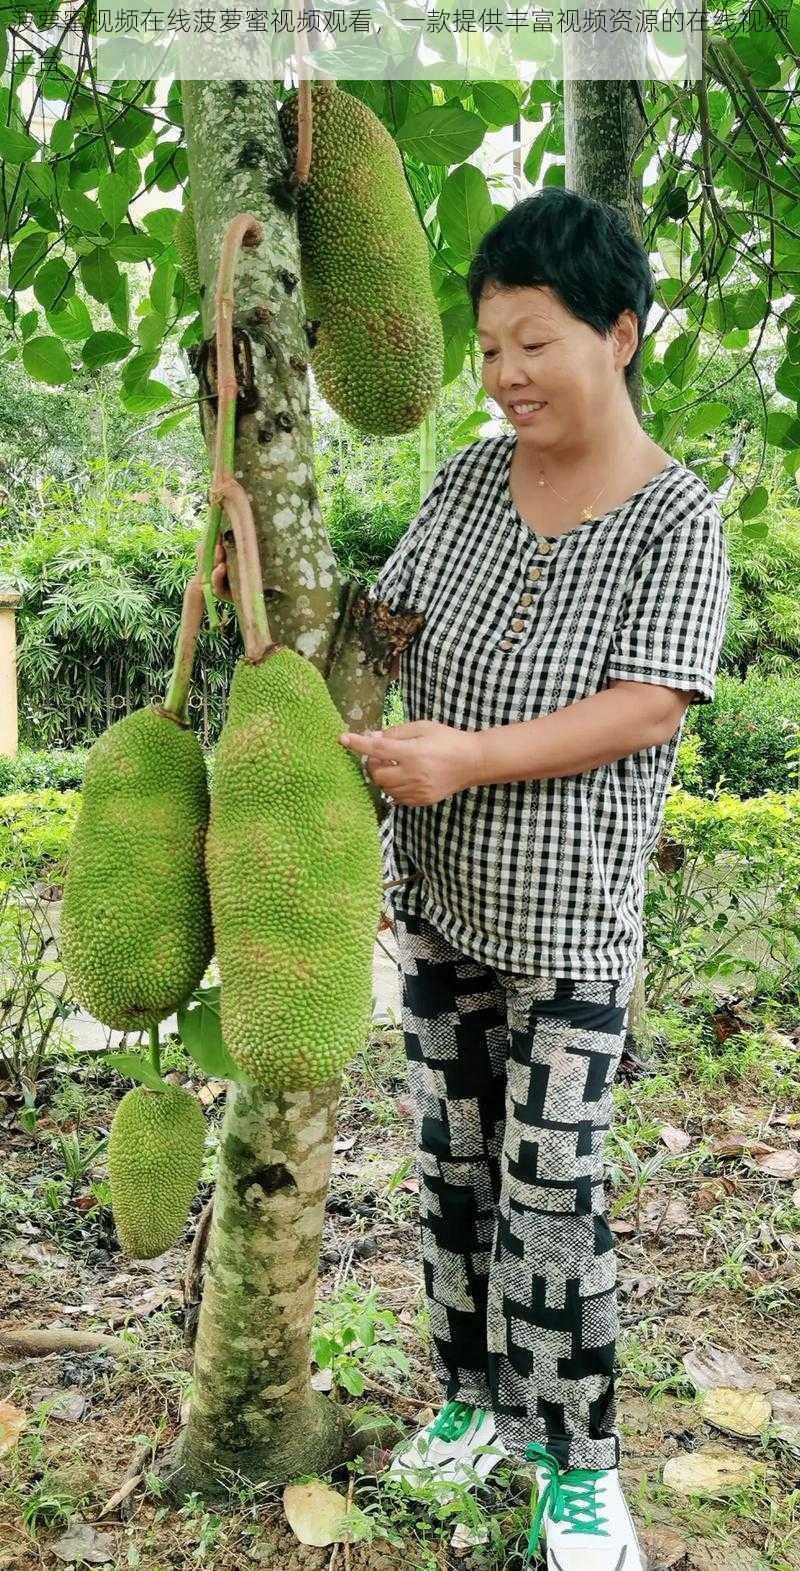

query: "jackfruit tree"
left=5, top=10, right=796, bottom=1511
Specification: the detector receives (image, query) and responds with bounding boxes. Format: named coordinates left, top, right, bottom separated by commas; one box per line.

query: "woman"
left=337, top=188, right=730, bottom=1569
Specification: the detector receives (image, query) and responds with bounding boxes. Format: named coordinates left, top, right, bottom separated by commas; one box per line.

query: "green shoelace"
left=428, top=1400, right=481, bottom=1443
left=525, top=1442, right=611, bottom=1559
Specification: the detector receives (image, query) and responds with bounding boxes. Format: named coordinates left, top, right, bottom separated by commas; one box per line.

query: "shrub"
left=687, top=673, right=800, bottom=796
left=0, top=790, right=81, bottom=888
left=0, top=748, right=88, bottom=794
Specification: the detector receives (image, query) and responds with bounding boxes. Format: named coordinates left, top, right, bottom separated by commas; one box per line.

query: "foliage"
left=0, top=747, right=88, bottom=793
left=0, top=462, right=238, bottom=749
left=0, top=879, right=77, bottom=1096
left=721, top=503, right=800, bottom=677
left=645, top=789, right=800, bottom=1009
left=0, top=790, right=80, bottom=888
left=310, top=1281, right=411, bottom=1397
left=687, top=673, right=800, bottom=796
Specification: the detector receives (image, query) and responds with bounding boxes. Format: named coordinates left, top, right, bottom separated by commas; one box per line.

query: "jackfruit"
left=205, top=648, right=383, bottom=1091
left=61, top=706, right=213, bottom=1032
left=175, top=196, right=200, bottom=293
left=108, top=1084, right=206, bottom=1258
left=278, top=82, right=444, bottom=436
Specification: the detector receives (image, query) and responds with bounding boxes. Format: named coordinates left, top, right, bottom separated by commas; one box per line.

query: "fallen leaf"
left=659, top=1125, right=693, bottom=1153
left=310, top=1366, right=334, bottom=1392
left=700, top=1387, right=772, bottom=1437
left=50, top=1521, right=115, bottom=1564
left=662, top=1445, right=768, bottom=1497
left=746, top=1148, right=800, bottom=1180
left=283, top=1481, right=372, bottom=1547
left=609, top=1219, right=636, bottom=1236
left=641, top=1194, right=692, bottom=1233
left=31, top=1389, right=86, bottom=1423
left=710, top=1136, right=775, bottom=1158
left=638, top=1523, right=689, bottom=1568
left=683, top=1345, right=775, bottom=1395
left=0, top=1401, right=26, bottom=1457
left=451, top=1521, right=490, bottom=1552
left=770, top=1391, right=800, bottom=1457
left=333, top=1134, right=357, bottom=1153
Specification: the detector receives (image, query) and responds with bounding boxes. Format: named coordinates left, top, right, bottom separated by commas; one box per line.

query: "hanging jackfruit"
left=278, top=82, right=444, bottom=436
left=175, top=196, right=200, bottom=293
left=205, top=648, right=384, bottom=1092
left=108, top=1084, right=206, bottom=1258
left=61, top=707, right=213, bottom=1032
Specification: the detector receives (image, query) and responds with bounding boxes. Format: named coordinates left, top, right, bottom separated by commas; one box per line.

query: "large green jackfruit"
left=61, top=707, right=213, bottom=1031
left=205, top=649, right=383, bottom=1092
left=108, top=1084, right=206, bottom=1258
left=278, top=82, right=444, bottom=436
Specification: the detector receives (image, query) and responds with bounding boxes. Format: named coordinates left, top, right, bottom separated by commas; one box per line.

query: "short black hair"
left=466, top=187, right=655, bottom=391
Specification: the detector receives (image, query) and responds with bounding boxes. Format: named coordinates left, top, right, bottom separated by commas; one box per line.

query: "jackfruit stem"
left=164, top=570, right=205, bottom=722
left=205, top=211, right=269, bottom=662
left=149, top=1023, right=161, bottom=1079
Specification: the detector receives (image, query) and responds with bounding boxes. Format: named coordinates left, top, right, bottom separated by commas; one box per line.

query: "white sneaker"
left=388, top=1399, right=508, bottom=1493
left=525, top=1442, right=648, bottom=1569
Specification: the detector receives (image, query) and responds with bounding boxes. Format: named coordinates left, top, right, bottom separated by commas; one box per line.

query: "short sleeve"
left=366, top=454, right=456, bottom=612
left=607, top=495, right=730, bottom=704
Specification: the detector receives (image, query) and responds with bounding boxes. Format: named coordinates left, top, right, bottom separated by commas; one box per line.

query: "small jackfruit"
left=205, top=648, right=383, bottom=1092
left=61, top=707, right=213, bottom=1032
left=278, top=82, right=444, bottom=436
left=175, top=196, right=200, bottom=293
left=108, top=1084, right=206, bottom=1258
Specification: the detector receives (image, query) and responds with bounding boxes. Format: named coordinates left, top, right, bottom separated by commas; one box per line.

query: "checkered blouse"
left=369, top=433, right=730, bottom=980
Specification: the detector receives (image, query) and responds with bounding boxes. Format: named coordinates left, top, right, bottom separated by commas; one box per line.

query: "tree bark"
left=163, top=77, right=414, bottom=1498
left=564, top=70, right=650, bottom=1043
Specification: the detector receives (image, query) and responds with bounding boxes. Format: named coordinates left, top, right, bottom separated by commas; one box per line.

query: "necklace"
left=536, top=461, right=609, bottom=523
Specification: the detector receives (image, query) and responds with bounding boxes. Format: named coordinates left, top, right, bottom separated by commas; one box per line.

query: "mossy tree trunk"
left=162, top=78, right=405, bottom=1499
left=563, top=69, right=650, bottom=1044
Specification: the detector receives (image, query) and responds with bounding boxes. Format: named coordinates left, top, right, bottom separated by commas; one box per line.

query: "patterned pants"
left=392, top=906, right=635, bottom=1472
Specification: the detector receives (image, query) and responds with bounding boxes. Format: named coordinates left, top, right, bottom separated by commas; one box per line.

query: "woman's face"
left=477, top=284, right=637, bottom=449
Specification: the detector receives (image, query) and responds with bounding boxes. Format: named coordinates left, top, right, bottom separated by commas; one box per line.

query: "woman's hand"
left=339, top=719, right=482, bottom=806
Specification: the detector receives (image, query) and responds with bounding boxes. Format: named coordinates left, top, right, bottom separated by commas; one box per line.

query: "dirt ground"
left=1, top=1000, right=799, bottom=1571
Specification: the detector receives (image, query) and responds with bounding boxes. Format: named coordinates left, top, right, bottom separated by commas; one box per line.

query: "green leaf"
left=109, top=227, right=162, bottom=263
left=33, top=256, right=74, bottom=311
left=739, top=485, right=769, bottom=521
left=732, top=286, right=768, bottom=330
left=683, top=401, right=730, bottom=440
left=0, top=124, right=38, bottom=163
left=664, top=332, right=699, bottom=390
left=394, top=105, right=485, bottom=165
left=110, top=107, right=154, bottom=149
left=103, top=1052, right=170, bottom=1091
left=121, top=348, right=160, bottom=388
left=10, top=229, right=49, bottom=291
left=766, top=409, right=800, bottom=450
left=120, top=378, right=174, bottom=414
left=177, top=989, right=242, bottom=1080
left=46, top=294, right=93, bottom=341
left=664, top=187, right=689, bottom=218
left=741, top=518, right=769, bottom=542
left=61, top=188, right=105, bottom=234
left=437, top=164, right=494, bottom=260
left=775, top=358, right=800, bottom=401
left=49, top=119, right=74, bottom=155
left=149, top=261, right=176, bottom=317
left=98, top=170, right=130, bottom=231
left=79, top=247, right=121, bottom=304
left=22, top=335, right=73, bottom=385
left=522, top=119, right=550, bottom=185
left=107, top=272, right=130, bottom=335
left=81, top=330, right=134, bottom=369
left=471, top=81, right=519, bottom=128
left=440, top=301, right=472, bottom=385
left=19, top=309, right=38, bottom=340
left=132, top=313, right=163, bottom=354
left=451, top=410, right=492, bottom=444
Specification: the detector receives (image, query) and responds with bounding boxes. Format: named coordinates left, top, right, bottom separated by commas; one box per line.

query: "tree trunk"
left=563, top=68, right=650, bottom=1044
left=163, top=77, right=410, bottom=1499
